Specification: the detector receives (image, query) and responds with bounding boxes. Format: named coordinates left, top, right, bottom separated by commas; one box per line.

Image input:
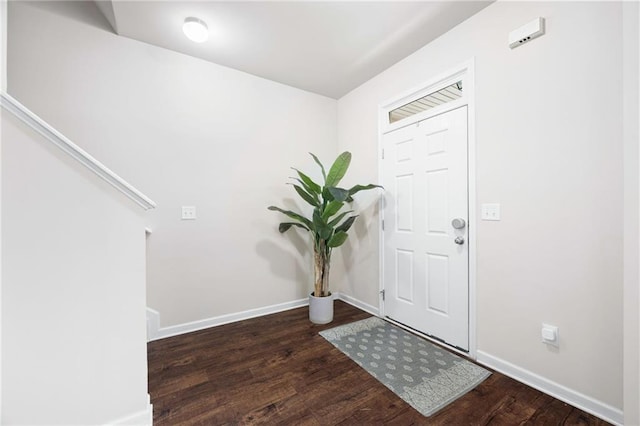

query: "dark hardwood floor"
left=148, top=301, right=609, bottom=425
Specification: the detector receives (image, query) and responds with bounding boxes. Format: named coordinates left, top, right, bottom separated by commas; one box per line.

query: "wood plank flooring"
left=148, top=301, right=610, bottom=425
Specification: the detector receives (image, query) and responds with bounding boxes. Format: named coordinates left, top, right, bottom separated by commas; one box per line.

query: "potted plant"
left=268, top=151, right=382, bottom=324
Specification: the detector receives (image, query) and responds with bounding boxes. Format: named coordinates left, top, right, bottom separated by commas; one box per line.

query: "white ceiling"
left=98, top=1, right=492, bottom=99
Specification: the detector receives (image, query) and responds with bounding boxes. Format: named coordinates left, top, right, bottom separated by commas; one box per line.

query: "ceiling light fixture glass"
left=183, top=17, right=209, bottom=43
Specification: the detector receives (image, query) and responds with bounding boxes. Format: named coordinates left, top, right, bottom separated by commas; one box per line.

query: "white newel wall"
left=1, top=103, right=153, bottom=423
left=623, top=2, right=640, bottom=424
left=1, top=0, right=6, bottom=421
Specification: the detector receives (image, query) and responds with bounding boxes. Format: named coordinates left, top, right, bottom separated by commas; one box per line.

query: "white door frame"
left=377, top=59, right=477, bottom=359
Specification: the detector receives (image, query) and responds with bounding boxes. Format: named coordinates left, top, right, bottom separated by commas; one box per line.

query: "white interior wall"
left=336, top=0, right=623, bottom=417
left=0, top=0, right=6, bottom=421
left=623, top=2, right=640, bottom=424
left=1, top=110, right=150, bottom=425
left=7, top=1, right=337, bottom=328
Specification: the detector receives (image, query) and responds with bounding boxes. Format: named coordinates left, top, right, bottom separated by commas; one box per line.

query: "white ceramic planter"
left=309, top=292, right=334, bottom=324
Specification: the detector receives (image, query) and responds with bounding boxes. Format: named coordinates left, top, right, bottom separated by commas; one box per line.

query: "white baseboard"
left=476, top=350, right=623, bottom=425
left=335, top=292, right=379, bottom=316
left=148, top=298, right=309, bottom=341
left=107, top=394, right=153, bottom=425
left=147, top=293, right=379, bottom=342
left=146, top=307, right=160, bottom=341
left=146, top=299, right=623, bottom=425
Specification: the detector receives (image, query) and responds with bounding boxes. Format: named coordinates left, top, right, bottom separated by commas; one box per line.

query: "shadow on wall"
left=257, top=197, right=312, bottom=293
left=339, top=198, right=381, bottom=273
left=26, top=1, right=114, bottom=34
left=260, top=195, right=381, bottom=294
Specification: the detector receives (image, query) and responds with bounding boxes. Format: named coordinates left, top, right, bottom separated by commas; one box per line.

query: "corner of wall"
left=336, top=292, right=379, bottom=317
left=107, top=394, right=152, bottom=426
left=147, top=298, right=309, bottom=342
left=146, top=307, right=160, bottom=342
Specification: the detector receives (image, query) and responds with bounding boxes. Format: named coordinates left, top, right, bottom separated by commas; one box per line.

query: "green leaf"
left=325, top=152, right=352, bottom=187
left=328, top=231, right=348, bottom=248
left=292, top=184, right=319, bottom=207
left=327, top=187, right=349, bottom=202
left=335, top=215, right=358, bottom=234
left=279, top=222, right=309, bottom=233
left=268, top=206, right=312, bottom=228
left=309, top=152, right=327, bottom=182
left=292, top=168, right=322, bottom=194
left=313, top=208, right=332, bottom=240
left=328, top=210, right=353, bottom=227
left=290, top=178, right=319, bottom=203
left=322, top=186, right=334, bottom=202
left=322, top=200, right=343, bottom=221
left=348, top=184, right=383, bottom=198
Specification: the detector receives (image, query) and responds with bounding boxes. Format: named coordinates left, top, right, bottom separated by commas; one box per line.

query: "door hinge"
left=380, top=289, right=385, bottom=301
left=382, top=220, right=385, bottom=231
left=381, top=149, right=385, bottom=159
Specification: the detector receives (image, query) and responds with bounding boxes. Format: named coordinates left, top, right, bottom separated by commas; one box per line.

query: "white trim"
left=146, top=307, right=160, bottom=342
left=148, top=298, right=309, bottom=341
left=106, top=394, right=153, bottom=426
left=380, top=60, right=472, bottom=135
left=144, top=296, right=624, bottom=425
left=0, top=92, right=156, bottom=211
left=0, top=2, right=5, bottom=421
left=336, top=292, right=379, bottom=316
left=384, top=98, right=467, bottom=135
left=377, top=59, right=477, bottom=359
left=1, top=0, right=6, bottom=93
left=148, top=293, right=380, bottom=342
left=465, top=59, right=477, bottom=359
left=476, top=350, right=624, bottom=426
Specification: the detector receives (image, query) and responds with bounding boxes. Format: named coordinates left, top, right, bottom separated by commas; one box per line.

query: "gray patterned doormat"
left=319, top=316, right=490, bottom=417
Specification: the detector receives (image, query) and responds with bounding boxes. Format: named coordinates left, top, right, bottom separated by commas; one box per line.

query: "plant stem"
left=313, top=242, right=331, bottom=297
left=322, top=250, right=331, bottom=296
left=313, top=246, right=323, bottom=297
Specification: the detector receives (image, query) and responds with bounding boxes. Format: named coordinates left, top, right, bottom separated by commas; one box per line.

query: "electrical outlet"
left=181, top=206, right=196, bottom=220
left=481, top=203, right=501, bottom=221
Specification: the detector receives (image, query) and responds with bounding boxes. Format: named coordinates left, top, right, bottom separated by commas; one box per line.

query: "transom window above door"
left=388, top=81, right=462, bottom=124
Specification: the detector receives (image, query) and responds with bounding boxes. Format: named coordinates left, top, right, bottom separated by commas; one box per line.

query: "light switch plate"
left=481, top=203, right=501, bottom=221
left=181, top=206, right=196, bottom=220
left=541, top=323, right=559, bottom=347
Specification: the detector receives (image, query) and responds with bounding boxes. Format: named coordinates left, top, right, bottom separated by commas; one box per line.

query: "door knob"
left=454, top=236, right=465, bottom=245
left=451, top=218, right=466, bottom=229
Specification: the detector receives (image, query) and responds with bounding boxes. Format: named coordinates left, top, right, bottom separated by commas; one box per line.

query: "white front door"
left=382, top=106, right=469, bottom=351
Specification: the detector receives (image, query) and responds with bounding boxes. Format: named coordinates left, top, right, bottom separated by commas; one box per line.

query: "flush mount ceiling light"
left=183, top=17, right=209, bottom=43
